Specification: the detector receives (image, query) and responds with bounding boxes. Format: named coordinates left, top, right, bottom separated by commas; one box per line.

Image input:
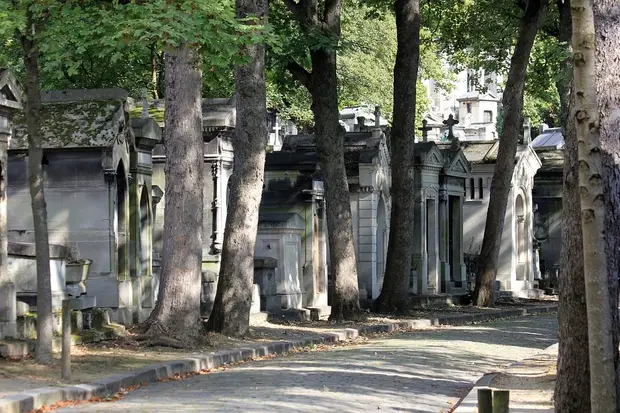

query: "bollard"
left=492, top=390, right=510, bottom=413
left=477, top=388, right=493, bottom=413
left=61, top=299, right=71, bottom=381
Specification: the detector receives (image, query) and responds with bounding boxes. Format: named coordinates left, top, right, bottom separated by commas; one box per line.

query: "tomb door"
left=515, top=194, right=526, bottom=280
left=115, top=162, right=128, bottom=279
left=376, top=197, right=387, bottom=294
left=139, top=186, right=152, bottom=277
left=426, top=198, right=438, bottom=293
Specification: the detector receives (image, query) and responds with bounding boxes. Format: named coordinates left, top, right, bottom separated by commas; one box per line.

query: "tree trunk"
left=554, top=2, right=591, bottom=411
left=310, top=48, right=360, bottom=320
left=472, top=0, right=548, bottom=307
left=206, top=0, right=268, bottom=337
left=373, top=0, right=420, bottom=314
left=571, top=0, right=617, bottom=410
left=20, top=10, right=53, bottom=365
left=140, top=43, right=204, bottom=347
left=283, top=0, right=360, bottom=320
left=593, top=0, right=620, bottom=407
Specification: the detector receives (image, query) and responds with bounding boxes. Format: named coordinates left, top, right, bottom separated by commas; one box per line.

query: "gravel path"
left=57, top=315, right=557, bottom=413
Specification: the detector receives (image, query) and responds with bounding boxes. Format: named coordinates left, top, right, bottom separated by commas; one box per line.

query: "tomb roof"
left=439, top=140, right=499, bottom=164
left=281, top=132, right=382, bottom=152
left=10, top=88, right=131, bottom=150
left=534, top=148, right=564, bottom=174
left=531, top=127, right=564, bottom=149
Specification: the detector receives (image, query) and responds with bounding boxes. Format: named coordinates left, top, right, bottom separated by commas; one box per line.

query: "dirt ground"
left=489, top=345, right=557, bottom=413
left=0, top=298, right=557, bottom=398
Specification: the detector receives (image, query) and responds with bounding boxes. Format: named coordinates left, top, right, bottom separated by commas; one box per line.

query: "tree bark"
left=472, top=0, right=548, bottom=307
left=373, top=0, right=420, bottom=314
left=206, top=0, right=268, bottom=337
left=139, top=43, right=204, bottom=347
left=20, top=9, right=53, bottom=365
left=284, top=0, right=361, bottom=320
left=571, top=0, right=617, bottom=410
left=553, top=2, right=591, bottom=411
left=593, top=0, right=620, bottom=407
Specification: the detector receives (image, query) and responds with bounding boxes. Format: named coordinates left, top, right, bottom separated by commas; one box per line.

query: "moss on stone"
left=10, top=99, right=125, bottom=149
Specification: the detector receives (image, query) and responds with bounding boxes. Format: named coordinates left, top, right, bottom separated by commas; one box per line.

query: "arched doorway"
left=139, top=186, right=152, bottom=277
left=376, top=197, right=387, bottom=297
left=115, top=162, right=128, bottom=279
left=515, top=194, right=526, bottom=281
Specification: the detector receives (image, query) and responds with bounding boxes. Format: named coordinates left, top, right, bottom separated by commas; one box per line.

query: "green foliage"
left=267, top=0, right=454, bottom=129
left=433, top=0, right=564, bottom=125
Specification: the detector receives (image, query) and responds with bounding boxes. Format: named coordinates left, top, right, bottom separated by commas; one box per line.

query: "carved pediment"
left=424, top=144, right=444, bottom=168
left=445, top=149, right=471, bottom=177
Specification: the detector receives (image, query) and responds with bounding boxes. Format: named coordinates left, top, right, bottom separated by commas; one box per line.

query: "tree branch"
left=286, top=60, right=312, bottom=89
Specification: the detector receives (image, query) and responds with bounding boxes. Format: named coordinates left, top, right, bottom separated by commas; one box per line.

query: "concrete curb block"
left=452, top=341, right=558, bottom=413
left=0, top=304, right=557, bottom=413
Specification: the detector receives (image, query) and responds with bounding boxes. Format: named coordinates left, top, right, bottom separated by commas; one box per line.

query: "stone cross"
left=141, top=88, right=149, bottom=118
left=418, top=119, right=432, bottom=142
left=374, top=106, right=381, bottom=128
left=443, top=114, right=459, bottom=140
left=523, top=116, right=532, bottom=144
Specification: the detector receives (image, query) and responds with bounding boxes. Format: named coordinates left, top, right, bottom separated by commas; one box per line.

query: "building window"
left=478, top=178, right=484, bottom=199
left=466, top=103, right=472, bottom=114
left=483, top=110, right=493, bottom=123
left=469, top=178, right=475, bottom=200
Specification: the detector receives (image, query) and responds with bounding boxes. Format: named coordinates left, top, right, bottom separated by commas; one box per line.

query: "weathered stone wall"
left=7, top=150, right=118, bottom=306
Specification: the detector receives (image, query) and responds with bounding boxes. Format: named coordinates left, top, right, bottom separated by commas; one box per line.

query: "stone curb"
left=452, top=341, right=558, bottom=413
left=0, top=304, right=557, bottom=413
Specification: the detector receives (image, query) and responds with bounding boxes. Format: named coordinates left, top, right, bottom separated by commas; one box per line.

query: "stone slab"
left=0, top=304, right=557, bottom=413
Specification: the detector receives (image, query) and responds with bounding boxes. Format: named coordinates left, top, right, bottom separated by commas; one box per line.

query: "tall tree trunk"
left=472, top=0, right=548, bottom=306
left=373, top=0, right=420, bottom=314
left=206, top=0, right=268, bottom=337
left=310, top=49, right=360, bottom=320
left=594, top=0, right=620, bottom=407
left=19, top=9, right=53, bottom=365
left=571, top=0, right=617, bottom=410
left=140, top=43, right=204, bottom=347
left=554, top=2, right=591, bottom=411
left=284, top=0, right=360, bottom=320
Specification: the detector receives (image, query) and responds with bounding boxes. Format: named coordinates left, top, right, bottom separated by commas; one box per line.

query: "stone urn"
left=65, top=259, right=92, bottom=297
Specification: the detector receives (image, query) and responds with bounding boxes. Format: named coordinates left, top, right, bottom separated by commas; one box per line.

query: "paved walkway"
left=57, top=315, right=557, bottom=413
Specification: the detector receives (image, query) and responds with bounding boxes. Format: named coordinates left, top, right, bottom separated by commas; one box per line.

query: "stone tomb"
left=456, top=140, right=542, bottom=296
left=0, top=68, right=23, bottom=339
left=411, top=141, right=471, bottom=295
left=7, top=88, right=161, bottom=324
left=278, top=129, right=391, bottom=301
left=260, top=151, right=329, bottom=312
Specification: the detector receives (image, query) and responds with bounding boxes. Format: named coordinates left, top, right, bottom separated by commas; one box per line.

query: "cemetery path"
left=56, top=314, right=557, bottom=413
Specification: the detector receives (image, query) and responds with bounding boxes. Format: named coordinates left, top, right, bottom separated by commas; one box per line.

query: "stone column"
left=412, top=188, right=427, bottom=294
left=0, top=103, right=18, bottom=339
left=426, top=198, right=439, bottom=294
left=357, top=188, right=377, bottom=300
left=209, top=162, right=222, bottom=254
left=438, top=189, right=450, bottom=293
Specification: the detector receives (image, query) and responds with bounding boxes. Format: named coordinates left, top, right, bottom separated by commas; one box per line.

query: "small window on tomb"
left=466, top=103, right=472, bottom=114
left=469, top=178, right=475, bottom=200
left=483, top=110, right=493, bottom=123
left=478, top=178, right=484, bottom=199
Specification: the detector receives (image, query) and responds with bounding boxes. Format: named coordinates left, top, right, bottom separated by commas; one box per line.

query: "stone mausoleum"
left=7, top=88, right=161, bottom=325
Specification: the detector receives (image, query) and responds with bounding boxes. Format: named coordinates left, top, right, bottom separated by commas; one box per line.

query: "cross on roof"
left=443, top=114, right=459, bottom=140
left=141, top=88, right=150, bottom=119
left=418, top=119, right=432, bottom=142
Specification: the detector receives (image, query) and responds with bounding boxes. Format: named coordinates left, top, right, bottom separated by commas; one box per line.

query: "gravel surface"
left=56, top=314, right=558, bottom=413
